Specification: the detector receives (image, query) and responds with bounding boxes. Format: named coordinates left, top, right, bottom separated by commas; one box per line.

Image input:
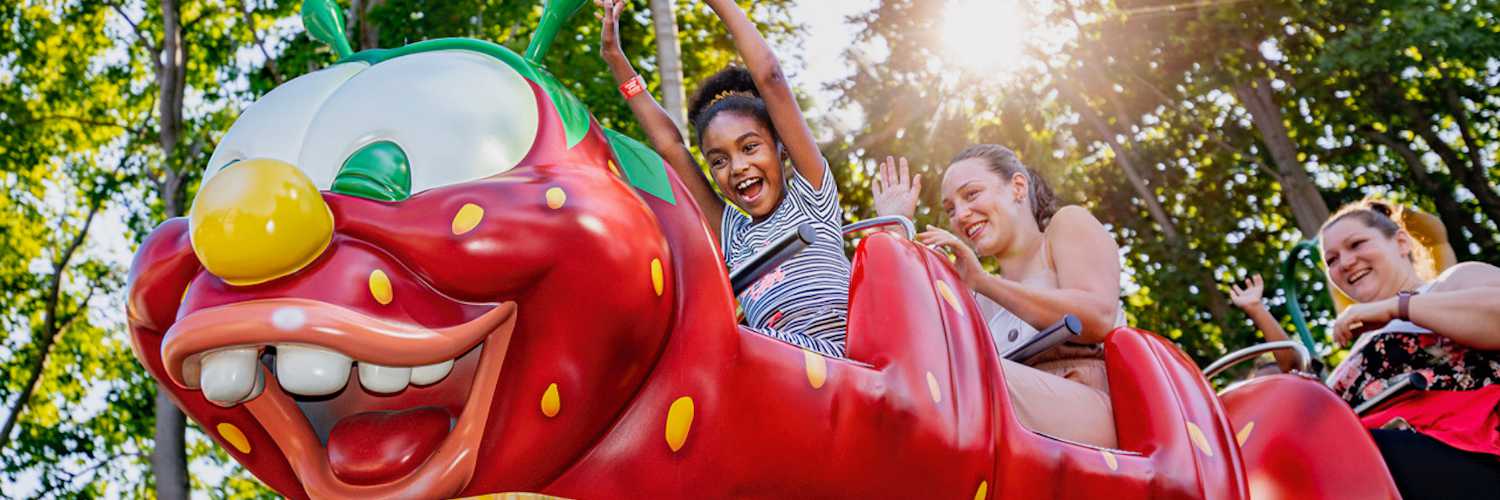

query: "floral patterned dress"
left=1328, top=325, right=1500, bottom=408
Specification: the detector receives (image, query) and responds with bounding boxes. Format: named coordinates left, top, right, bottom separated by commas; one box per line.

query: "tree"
left=826, top=0, right=1498, bottom=369
left=0, top=2, right=166, bottom=496
left=649, top=0, right=689, bottom=136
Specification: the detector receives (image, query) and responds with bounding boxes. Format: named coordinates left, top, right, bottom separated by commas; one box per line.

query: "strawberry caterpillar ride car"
left=124, top=0, right=1402, bottom=498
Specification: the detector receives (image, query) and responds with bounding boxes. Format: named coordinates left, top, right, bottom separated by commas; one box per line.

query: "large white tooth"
left=181, top=355, right=203, bottom=389
left=215, top=368, right=268, bottom=408
left=199, top=348, right=259, bottom=405
left=275, top=344, right=353, bottom=396
left=247, top=368, right=266, bottom=401
left=358, top=363, right=411, bottom=394
left=410, top=359, right=455, bottom=386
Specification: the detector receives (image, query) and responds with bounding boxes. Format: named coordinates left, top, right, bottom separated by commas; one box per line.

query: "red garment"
left=1361, top=385, right=1500, bottom=457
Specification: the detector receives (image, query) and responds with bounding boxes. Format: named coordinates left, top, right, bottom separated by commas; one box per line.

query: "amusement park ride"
left=124, top=0, right=1413, bottom=498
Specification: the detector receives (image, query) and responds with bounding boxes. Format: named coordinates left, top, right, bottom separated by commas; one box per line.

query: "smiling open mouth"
left=735, top=177, right=764, bottom=202
left=161, top=299, right=517, bottom=497
left=964, top=221, right=985, bottom=239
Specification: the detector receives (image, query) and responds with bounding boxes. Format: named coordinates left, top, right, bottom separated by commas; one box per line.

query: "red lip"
left=242, top=311, right=516, bottom=497
left=162, top=299, right=514, bottom=388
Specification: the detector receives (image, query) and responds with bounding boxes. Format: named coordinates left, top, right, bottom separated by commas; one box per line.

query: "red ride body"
left=125, top=34, right=1399, bottom=499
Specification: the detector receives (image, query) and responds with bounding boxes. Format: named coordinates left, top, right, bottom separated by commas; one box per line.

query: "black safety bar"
left=1001, top=314, right=1083, bottom=363
left=728, top=223, right=817, bottom=296
left=1353, top=372, right=1429, bottom=416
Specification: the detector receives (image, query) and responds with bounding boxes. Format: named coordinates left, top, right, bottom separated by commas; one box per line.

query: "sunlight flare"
left=941, top=0, right=1030, bottom=76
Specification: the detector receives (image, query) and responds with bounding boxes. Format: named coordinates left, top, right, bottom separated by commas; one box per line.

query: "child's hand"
left=1229, top=274, right=1265, bottom=310
left=871, top=156, right=921, bottom=220
left=918, top=226, right=984, bottom=288
left=594, top=0, right=625, bottom=61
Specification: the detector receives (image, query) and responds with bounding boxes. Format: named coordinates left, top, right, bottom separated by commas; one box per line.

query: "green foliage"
left=828, top=0, right=1499, bottom=378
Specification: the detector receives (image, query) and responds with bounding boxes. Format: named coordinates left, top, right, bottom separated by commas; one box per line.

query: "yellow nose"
left=189, top=158, right=333, bottom=286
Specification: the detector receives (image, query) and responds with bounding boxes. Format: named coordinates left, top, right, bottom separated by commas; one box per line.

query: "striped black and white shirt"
left=721, top=165, right=850, bottom=357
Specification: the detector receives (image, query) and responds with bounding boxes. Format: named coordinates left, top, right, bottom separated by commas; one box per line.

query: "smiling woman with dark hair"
left=873, top=146, right=1124, bottom=448
left=1317, top=199, right=1500, bottom=499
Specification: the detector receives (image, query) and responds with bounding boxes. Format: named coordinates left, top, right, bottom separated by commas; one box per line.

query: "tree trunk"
left=350, top=0, right=386, bottom=51
left=1062, top=83, right=1234, bottom=327
left=648, top=0, right=688, bottom=137
left=152, top=0, right=189, bottom=497
left=1231, top=78, right=1330, bottom=236
left=1404, top=110, right=1500, bottom=225
left=1361, top=129, right=1483, bottom=259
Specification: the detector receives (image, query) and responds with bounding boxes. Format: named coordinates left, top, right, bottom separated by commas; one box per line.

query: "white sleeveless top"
left=974, top=292, right=1127, bottom=359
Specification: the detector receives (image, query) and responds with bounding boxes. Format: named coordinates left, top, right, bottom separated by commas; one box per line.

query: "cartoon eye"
left=299, top=50, right=540, bottom=195
left=203, top=62, right=369, bottom=186
left=331, top=141, right=411, bottom=201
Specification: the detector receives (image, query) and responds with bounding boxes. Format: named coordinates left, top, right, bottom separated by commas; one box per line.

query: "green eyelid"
left=331, top=141, right=412, bottom=202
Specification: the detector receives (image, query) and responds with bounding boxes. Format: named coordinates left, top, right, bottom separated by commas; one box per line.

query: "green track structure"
left=1280, top=240, right=1324, bottom=357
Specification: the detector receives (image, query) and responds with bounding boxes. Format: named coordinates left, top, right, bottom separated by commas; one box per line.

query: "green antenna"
left=303, top=0, right=354, bottom=59
left=525, top=0, right=588, bottom=63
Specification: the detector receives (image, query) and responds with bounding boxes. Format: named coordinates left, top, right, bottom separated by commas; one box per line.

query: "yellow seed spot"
left=1187, top=421, right=1214, bottom=457
left=973, top=480, right=988, bottom=500
left=926, top=371, right=942, bottom=404
left=217, top=422, right=251, bottom=454
left=368, top=269, right=393, bottom=305
left=803, top=349, right=827, bottom=389
left=540, top=383, right=561, bottom=418
left=452, top=203, right=485, bottom=235
left=665, top=396, right=694, bottom=452
left=651, top=258, right=664, bottom=296
left=494, top=494, right=567, bottom=500
left=935, top=280, right=964, bottom=316
left=1102, top=450, right=1119, bottom=471
left=1236, top=421, right=1255, bottom=446
left=545, top=187, right=567, bottom=209
left=608, top=160, right=621, bottom=176
left=455, top=494, right=567, bottom=500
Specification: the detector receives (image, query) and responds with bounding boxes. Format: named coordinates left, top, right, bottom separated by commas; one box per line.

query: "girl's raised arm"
left=596, top=0, right=725, bottom=230
left=703, top=0, right=827, bottom=188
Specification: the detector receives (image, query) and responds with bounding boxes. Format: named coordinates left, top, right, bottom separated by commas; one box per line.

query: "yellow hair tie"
left=709, top=90, right=754, bottom=108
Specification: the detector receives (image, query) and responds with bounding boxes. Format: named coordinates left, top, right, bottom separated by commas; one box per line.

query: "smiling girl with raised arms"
left=595, top=0, right=850, bottom=356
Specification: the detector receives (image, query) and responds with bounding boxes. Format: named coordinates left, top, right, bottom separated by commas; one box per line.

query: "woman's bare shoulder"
left=1430, top=261, right=1500, bottom=292
left=1044, top=205, right=1111, bottom=241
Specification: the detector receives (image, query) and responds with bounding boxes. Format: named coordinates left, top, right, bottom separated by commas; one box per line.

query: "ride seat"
left=1219, top=375, right=1401, bottom=499
left=843, top=232, right=1248, bottom=499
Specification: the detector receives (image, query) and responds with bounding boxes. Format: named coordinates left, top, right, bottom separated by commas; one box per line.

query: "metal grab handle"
left=1202, top=340, right=1313, bottom=379
left=728, top=223, right=817, bottom=295
left=841, top=215, right=916, bottom=240
left=1001, top=315, right=1083, bottom=363
left=1354, top=372, right=1429, bottom=416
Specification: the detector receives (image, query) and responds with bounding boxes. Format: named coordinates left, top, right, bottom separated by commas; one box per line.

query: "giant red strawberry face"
left=127, top=45, right=676, bottom=498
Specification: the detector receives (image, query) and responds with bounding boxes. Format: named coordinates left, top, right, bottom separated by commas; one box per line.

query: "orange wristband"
left=619, top=75, right=646, bottom=99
